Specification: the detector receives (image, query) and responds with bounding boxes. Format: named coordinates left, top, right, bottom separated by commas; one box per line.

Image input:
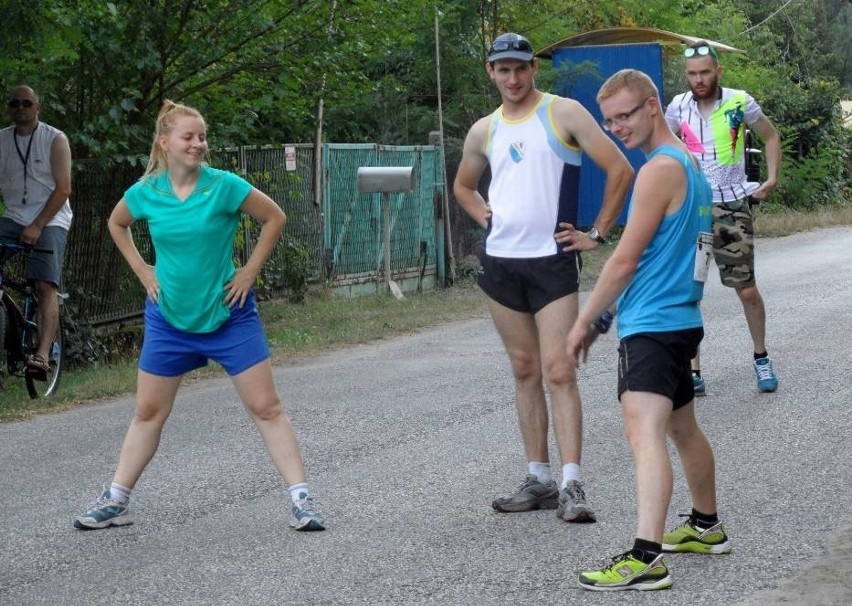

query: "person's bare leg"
left=112, top=371, right=182, bottom=488
left=667, top=400, right=718, bottom=515
left=736, top=283, right=766, bottom=354
left=622, top=391, right=673, bottom=543
left=232, top=359, right=307, bottom=486
left=487, top=298, right=548, bottom=462
left=691, top=346, right=701, bottom=373
left=534, top=294, right=581, bottom=467
left=34, top=280, right=59, bottom=362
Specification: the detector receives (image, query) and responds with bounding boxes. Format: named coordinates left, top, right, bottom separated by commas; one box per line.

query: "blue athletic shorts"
left=0, top=218, right=68, bottom=286
left=139, top=291, right=270, bottom=377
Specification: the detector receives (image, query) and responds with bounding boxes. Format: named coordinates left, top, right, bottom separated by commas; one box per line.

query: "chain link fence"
left=62, top=143, right=447, bottom=327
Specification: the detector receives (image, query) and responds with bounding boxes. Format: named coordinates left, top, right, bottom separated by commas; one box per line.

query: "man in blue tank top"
left=565, top=70, right=729, bottom=591
left=454, top=32, right=633, bottom=523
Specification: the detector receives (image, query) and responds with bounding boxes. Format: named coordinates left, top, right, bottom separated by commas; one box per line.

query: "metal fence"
left=323, top=144, right=443, bottom=296
left=61, top=143, right=446, bottom=327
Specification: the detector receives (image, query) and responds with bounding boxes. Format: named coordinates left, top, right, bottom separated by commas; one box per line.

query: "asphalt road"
left=1, top=226, right=850, bottom=606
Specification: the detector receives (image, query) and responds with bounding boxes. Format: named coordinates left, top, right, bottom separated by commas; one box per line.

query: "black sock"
left=692, top=369, right=702, bottom=377
left=754, top=351, right=768, bottom=360
left=631, top=538, right=662, bottom=563
left=692, top=508, right=719, bottom=528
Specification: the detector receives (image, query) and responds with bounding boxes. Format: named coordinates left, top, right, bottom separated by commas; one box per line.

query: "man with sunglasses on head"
left=665, top=41, right=781, bottom=396
left=454, top=33, right=633, bottom=524
left=0, top=85, right=72, bottom=379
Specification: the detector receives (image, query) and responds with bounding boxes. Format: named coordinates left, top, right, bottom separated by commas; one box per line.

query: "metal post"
left=382, top=192, right=392, bottom=295
left=356, top=167, right=415, bottom=300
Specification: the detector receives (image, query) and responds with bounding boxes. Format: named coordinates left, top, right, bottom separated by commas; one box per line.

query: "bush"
left=759, top=78, right=851, bottom=209
left=775, top=129, right=851, bottom=209
left=265, top=237, right=310, bottom=303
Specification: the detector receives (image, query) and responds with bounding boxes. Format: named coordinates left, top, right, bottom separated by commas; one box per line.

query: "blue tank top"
left=616, top=145, right=713, bottom=340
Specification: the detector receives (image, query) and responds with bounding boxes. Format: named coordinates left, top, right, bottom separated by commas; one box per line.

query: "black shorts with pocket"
left=617, top=328, right=704, bottom=410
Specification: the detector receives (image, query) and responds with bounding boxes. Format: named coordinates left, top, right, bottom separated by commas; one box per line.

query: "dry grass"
left=754, top=204, right=852, bottom=237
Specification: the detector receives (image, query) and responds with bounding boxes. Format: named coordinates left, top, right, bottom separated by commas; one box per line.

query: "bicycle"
left=0, top=241, right=65, bottom=398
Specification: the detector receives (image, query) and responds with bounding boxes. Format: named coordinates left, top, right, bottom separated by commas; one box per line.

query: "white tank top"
left=0, top=122, right=73, bottom=229
left=485, top=93, right=582, bottom=258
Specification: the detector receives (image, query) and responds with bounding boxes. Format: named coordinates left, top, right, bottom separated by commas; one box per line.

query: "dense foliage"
left=2, top=0, right=849, bottom=369
left=2, top=0, right=849, bottom=205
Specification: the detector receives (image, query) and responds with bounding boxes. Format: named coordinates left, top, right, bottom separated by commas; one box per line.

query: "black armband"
left=592, top=310, right=614, bottom=334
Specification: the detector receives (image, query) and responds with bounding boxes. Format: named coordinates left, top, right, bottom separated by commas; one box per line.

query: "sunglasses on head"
left=8, top=99, right=35, bottom=108
left=684, top=45, right=718, bottom=59
left=489, top=39, right=533, bottom=54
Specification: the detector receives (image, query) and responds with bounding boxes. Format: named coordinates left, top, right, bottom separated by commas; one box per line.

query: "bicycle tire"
left=0, top=301, right=7, bottom=374
left=24, top=309, right=64, bottom=399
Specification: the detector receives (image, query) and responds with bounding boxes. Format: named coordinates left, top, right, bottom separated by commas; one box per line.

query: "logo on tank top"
left=509, top=141, right=525, bottom=163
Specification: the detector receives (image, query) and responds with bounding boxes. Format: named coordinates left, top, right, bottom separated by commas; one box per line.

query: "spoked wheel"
left=25, top=314, right=64, bottom=399
left=0, top=302, right=7, bottom=378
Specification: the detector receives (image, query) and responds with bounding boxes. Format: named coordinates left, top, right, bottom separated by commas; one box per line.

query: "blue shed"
left=537, top=27, right=740, bottom=227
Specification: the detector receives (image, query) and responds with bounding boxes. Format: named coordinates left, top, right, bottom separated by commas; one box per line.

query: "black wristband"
left=592, top=310, right=614, bottom=333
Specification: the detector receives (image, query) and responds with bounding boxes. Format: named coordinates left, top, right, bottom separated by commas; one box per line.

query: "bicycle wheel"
left=25, top=312, right=64, bottom=399
left=0, top=301, right=7, bottom=374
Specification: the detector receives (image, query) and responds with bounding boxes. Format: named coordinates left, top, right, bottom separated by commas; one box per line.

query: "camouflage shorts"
left=712, top=198, right=755, bottom=287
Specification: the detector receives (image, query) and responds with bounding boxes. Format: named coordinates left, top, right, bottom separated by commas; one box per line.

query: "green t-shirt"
left=124, top=166, right=253, bottom=333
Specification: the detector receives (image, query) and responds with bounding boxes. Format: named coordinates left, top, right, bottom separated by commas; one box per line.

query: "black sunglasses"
left=684, top=45, right=718, bottom=59
left=8, top=99, right=35, bottom=109
left=489, top=39, right=533, bottom=54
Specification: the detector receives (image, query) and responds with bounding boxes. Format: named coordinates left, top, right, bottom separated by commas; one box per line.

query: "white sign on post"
left=284, top=146, right=297, bottom=172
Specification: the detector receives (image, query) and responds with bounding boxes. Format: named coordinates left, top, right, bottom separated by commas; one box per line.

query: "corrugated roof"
left=537, top=26, right=742, bottom=59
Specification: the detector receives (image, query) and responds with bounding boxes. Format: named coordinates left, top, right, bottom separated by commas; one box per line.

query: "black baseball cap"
left=488, top=33, right=534, bottom=63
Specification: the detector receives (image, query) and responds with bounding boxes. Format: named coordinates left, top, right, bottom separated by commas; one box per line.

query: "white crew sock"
left=109, top=482, right=132, bottom=503
left=289, top=482, right=310, bottom=504
left=561, top=463, right=581, bottom=489
left=528, top=461, right=552, bottom=484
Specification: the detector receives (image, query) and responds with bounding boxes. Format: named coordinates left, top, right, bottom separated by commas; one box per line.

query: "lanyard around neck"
left=13, top=124, right=39, bottom=205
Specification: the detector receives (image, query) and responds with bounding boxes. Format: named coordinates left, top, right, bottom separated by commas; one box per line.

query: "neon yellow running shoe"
left=578, top=552, right=673, bottom=592
left=663, top=516, right=731, bottom=554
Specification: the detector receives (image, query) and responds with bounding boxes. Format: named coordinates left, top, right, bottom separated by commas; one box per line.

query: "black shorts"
left=477, top=252, right=581, bottom=314
left=617, top=328, right=704, bottom=410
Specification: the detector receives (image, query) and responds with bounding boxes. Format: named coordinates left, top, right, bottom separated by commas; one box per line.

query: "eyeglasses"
left=488, top=38, right=533, bottom=55
left=7, top=99, right=35, bottom=109
left=601, top=97, right=651, bottom=131
left=684, top=45, right=718, bottom=59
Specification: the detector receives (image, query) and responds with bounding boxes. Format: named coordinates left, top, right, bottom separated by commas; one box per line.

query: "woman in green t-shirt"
left=73, top=100, right=325, bottom=532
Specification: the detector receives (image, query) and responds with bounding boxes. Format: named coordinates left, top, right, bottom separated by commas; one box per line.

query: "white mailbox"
left=355, top=166, right=415, bottom=299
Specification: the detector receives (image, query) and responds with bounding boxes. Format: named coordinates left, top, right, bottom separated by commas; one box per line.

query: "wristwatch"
left=588, top=227, right=606, bottom=244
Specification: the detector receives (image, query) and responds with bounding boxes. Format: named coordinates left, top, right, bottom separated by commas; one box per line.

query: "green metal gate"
left=323, top=144, right=445, bottom=297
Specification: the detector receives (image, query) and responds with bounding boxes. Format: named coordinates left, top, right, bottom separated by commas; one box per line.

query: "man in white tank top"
left=454, top=33, right=633, bottom=524
left=0, top=85, right=72, bottom=378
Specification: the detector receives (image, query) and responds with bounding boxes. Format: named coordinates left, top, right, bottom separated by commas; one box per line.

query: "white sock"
left=109, top=482, right=132, bottom=503
left=289, top=482, right=310, bottom=504
left=528, top=461, right=552, bottom=484
left=561, top=463, right=581, bottom=489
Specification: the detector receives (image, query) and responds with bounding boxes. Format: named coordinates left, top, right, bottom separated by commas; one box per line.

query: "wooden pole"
left=434, top=4, right=456, bottom=284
